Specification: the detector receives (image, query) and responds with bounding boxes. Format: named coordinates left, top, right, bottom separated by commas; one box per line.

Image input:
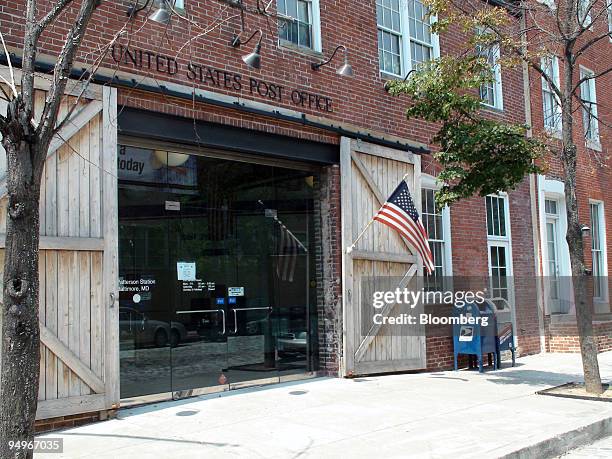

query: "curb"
left=500, top=416, right=612, bottom=459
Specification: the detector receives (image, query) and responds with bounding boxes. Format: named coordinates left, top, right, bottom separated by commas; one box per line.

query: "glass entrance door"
left=118, top=144, right=319, bottom=400
left=170, top=200, right=229, bottom=394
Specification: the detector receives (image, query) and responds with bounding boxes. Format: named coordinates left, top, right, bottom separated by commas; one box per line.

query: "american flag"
left=373, top=180, right=435, bottom=274
left=275, top=219, right=299, bottom=282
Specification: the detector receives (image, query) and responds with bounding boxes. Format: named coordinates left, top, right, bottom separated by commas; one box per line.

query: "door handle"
left=230, top=307, right=272, bottom=334
left=110, top=292, right=116, bottom=308
left=219, top=309, right=226, bottom=335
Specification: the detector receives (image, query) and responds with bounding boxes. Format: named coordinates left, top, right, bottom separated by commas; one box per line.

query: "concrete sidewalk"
left=37, top=352, right=612, bottom=458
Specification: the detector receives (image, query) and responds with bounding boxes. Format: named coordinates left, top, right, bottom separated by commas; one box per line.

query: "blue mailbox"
left=453, top=302, right=498, bottom=373
left=483, top=298, right=516, bottom=368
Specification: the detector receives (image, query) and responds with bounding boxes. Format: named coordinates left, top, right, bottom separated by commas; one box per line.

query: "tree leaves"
left=387, top=57, right=546, bottom=211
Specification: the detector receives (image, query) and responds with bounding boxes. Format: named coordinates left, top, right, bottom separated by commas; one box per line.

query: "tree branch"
left=37, top=0, right=99, bottom=147
left=35, top=0, right=75, bottom=36
left=575, top=30, right=612, bottom=57
left=0, top=31, right=17, bottom=99
left=21, top=0, right=38, bottom=116
left=572, top=66, right=612, bottom=97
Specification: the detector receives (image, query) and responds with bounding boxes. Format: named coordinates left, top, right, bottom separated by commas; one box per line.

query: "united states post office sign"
left=110, top=45, right=334, bottom=113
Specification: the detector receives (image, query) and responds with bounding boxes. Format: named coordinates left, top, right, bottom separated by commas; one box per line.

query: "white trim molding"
left=421, top=173, right=453, bottom=277
left=537, top=176, right=574, bottom=316
left=589, top=199, right=609, bottom=309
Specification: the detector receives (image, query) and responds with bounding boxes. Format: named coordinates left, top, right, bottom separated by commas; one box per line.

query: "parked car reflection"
left=119, top=306, right=187, bottom=348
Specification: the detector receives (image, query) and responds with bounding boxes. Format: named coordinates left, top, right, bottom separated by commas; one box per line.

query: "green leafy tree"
left=387, top=57, right=545, bottom=209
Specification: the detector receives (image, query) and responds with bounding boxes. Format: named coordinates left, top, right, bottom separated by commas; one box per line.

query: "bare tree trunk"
left=0, top=96, right=46, bottom=459
left=561, top=46, right=603, bottom=395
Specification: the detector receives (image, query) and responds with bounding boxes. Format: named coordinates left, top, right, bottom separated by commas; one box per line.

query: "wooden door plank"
left=351, top=151, right=386, bottom=205
left=57, top=250, right=70, bottom=398
left=39, top=324, right=105, bottom=394
left=35, top=91, right=46, bottom=235
left=68, top=132, right=80, bottom=237
left=0, top=100, right=103, bottom=200
left=45, top=251, right=58, bottom=400
left=90, top=252, right=104, bottom=382
left=36, top=394, right=106, bottom=421
left=89, top=114, right=101, bottom=238
left=352, top=141, right=418, bottom=165
left=340, top=137, right=354, bottom=376
left=45, top=149, right=57, bottom=237
left=79, top=120, right=91, bottom=238
left=68, top=251, right=80, bottom=396
left=57, top=100, right=70, bottom=238
left=38, top=252, right=46, bottom=401
left=1, top=67, right=104, bottom=100
left=102, top=86, right=119, bottom=408
left=351, top=151, right=416, bottom=257
left=79, top=252, right=91, bottom=396
left=354, top=357, right=424, bottom=374
left=354, top=264, right=418, bottom=362
left=0, top=235, right=104, bottom=251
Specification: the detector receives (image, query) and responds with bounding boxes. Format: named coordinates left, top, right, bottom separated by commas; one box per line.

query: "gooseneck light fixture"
left=384, top=69, right=416, bottom=91
left=127, top=0, right=172, bottom=25
left=231, top=29, right=263, bottom=69
left=311, top=45, right=354, bottom=77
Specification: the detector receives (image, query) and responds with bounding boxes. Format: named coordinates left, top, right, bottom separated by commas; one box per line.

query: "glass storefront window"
left=118, top=144, right=320, bottom=399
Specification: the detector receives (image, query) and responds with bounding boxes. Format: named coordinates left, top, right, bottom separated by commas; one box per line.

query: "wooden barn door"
left=0, top=69, right=119, bottom=420
left=341, top=138, right=426, bottom=376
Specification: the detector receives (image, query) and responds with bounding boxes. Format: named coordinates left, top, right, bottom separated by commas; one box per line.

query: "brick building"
left=523, top=1, right=612, bottom=353
left=0, top=0, right=607, bottom=426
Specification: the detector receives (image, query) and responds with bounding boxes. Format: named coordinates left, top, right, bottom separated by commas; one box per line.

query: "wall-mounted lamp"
left=127, top=0, right=172, bottom=24
left=384, top=69, right=416, bottom=91
left=231, top=30, right=263, bottom=69
left=154, top=150, right=190, bottom=167
left=581, top=224, right=591, bottom=235
left=312, top=45, right=354, bottom=77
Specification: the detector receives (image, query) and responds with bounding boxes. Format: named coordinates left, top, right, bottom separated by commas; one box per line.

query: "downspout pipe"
left=520, top=10, right=547, bottom=353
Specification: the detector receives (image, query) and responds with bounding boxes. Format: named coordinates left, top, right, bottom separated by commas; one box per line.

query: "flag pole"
left=346, top=216, right=377, bottom=254
left=274, top=217, right=308, bottom=253
left=257, top=200, right=308, bottom=253
left=346, top=175, right=411, bottom=254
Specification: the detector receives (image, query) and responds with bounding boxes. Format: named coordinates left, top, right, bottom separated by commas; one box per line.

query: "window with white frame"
left=537, top=0, right=556, bottom=10
left=277, top=0, right=321, bottom=51
left=486, top=194, right=508, bottom=238
left=578, top=0, right=593, bottom=26
left=541, top=55, right=562, bottom=132
left=486, top=194, right=512, bottom=303
left=376, top=0, right=439, bottom=77
left=590, top=201, right=607, bottom=301
left=421, top=188, right=450, bottom=283
left=476, top=31, right=503, bottom=110
left=545, top=198, right=561, bottom=302
left=580, top=67, right=600, bottom=145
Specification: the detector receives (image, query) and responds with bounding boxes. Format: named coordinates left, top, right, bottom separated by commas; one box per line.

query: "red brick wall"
left=315, top=164, right=343, bottom=375
left=34, top=411, right=114, bottom=433
left=545, top=318, right=612, bottom=353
